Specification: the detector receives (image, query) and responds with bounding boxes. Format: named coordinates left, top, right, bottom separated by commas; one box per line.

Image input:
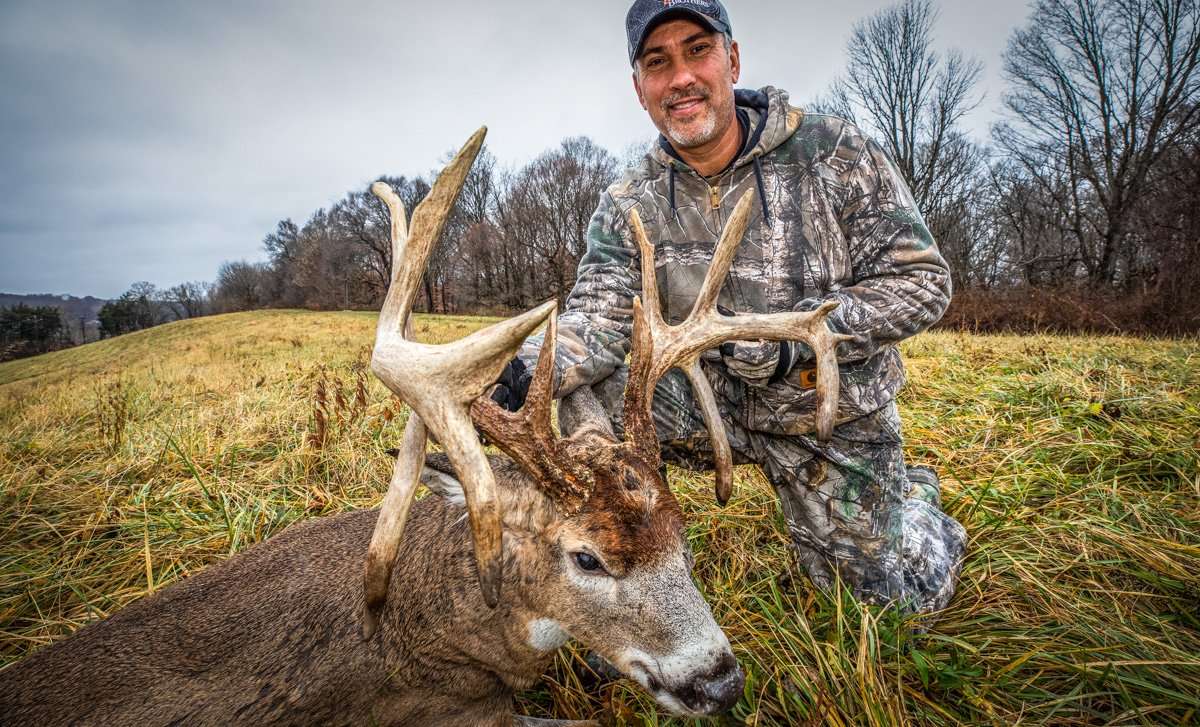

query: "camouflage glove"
left=708, top=305, right=814, bottom=388
left=719, top=340, right=796, bottom=388
left=490, top=357, right=532, bottom=412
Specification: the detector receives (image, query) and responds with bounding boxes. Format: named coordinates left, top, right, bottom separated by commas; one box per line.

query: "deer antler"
left=470, top=312, right=598, bottom=511
left=623, top=190, right=855, bottom=504
left=362, top=127, right=556, bottom=638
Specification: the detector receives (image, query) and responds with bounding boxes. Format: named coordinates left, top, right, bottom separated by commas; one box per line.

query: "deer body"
left=1, top=462, right=572, bottom=725
left=0, top=453, right=735, bottom=725
left=0, top=505, right=494, bottom=725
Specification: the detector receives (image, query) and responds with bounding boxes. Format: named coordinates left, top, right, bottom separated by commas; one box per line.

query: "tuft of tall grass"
left=1, top=312, right=1197, bottom=725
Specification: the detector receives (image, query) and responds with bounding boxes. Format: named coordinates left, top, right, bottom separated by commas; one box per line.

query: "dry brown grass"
left=2, top=311, right=1198, bottom=725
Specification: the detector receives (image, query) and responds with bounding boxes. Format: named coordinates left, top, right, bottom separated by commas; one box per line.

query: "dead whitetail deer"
left=0, top=128, right=850, bottom=726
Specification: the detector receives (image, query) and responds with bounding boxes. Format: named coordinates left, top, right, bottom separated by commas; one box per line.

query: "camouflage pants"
left=590, top=367, right=968, bottom=614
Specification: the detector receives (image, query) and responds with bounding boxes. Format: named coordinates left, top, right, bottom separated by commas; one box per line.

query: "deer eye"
left=573, top=552, right=604, bottom=573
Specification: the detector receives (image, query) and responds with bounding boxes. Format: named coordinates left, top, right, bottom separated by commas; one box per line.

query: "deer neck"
left=376, top=497, right=564, bottom=696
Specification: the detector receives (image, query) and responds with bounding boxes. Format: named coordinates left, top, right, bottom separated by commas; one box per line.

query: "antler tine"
left=364, top=127, right=557, bottom=635
left=372, top=183, right=410, bottom=268
left=374, top=127, right=484, bottom=340
left=524, top=309, right=558, bottom=426
left=689, top=192, right=751, bottom=320
left=472, top=312, right=596, bottom=510
left=809, top=301, right=857, bottom=440
left=622, top=295, right=656, bottom=455
left=623, top=190, right=853, bottom=505
left=629, top=211, right=666, bottom=330
left=362, top=413, right=426, bottom=639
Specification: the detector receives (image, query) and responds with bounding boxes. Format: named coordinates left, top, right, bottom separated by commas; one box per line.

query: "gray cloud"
left=0, top=0, right=1029, bottom=298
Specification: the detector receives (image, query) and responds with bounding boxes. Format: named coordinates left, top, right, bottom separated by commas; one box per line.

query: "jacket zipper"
left=708, top=181, right=724, bottom=231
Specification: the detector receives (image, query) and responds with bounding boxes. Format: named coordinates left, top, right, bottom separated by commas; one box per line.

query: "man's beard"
left=661, top=85, right=720, bottom=148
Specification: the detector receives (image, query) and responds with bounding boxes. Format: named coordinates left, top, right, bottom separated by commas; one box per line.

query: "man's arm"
left=795, top=135, right=952, bottom=364
left=516, top=189, right=640, bottom=398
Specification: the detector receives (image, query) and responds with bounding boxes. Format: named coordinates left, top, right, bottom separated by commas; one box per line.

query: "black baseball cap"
left=626, top=0, right=732, bottom=66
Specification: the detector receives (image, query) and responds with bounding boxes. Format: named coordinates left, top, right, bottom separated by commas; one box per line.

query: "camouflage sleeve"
left=797, top=136, right=952, bottom=363
left=517, top=189, right=638, bottom=397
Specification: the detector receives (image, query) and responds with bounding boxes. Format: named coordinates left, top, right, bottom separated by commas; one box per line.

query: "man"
left=495, top=0, right=967, bottom=614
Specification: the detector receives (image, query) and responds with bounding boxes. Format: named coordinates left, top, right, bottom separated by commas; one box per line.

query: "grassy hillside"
left=2, top=311, right=1198, bottom=725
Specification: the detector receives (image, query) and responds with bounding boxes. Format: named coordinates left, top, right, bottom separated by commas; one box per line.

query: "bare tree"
left=292, top=209, right=369, bottom=310
left=495, top=137, right=618, bottom=307
left=440, top=148, right=498, bottom=311
left=984, top=156, right=1089, bottom=286
left=994, top=0, right=1200, bottom=288
left=1127, top=113, right=1200, bottom=328
left=164, top=281, right=211, bottom=319
left=455, top=146, right=497, bottom=226
left=620, top=137, right=658, bottom=170
left=822, top=0, right=987, bottom=285
left=130, top=281, right=179, bottom=324
left=213, top=261, right=271, bottom=313
left=262, top=219, right=301, bottom=267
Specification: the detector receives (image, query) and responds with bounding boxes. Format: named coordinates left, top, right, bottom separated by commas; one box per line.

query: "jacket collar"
left=653, top=86, right=801, bottom=175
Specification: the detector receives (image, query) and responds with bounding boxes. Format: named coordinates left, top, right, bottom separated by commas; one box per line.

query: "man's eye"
left=691, top=43, right=711, bottom=55
left=646, top=58, right=664, bottom=69
left=574, top=552, right=603, bottom=572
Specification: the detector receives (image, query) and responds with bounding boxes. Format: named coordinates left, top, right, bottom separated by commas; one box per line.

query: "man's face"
left=633, top=19, right=741, bottom=150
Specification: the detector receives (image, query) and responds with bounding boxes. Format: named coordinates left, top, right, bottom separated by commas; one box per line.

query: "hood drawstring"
left=752, top=156, right=773, bottom=227
left=668, top=162, right=679, bottom=224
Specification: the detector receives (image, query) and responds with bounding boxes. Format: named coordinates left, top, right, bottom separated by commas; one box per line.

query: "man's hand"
left=490, top=357, right=532, bottom=412
left=720, top=340, right=792, bottom=388
left=708, top=306, right=811, bottom=388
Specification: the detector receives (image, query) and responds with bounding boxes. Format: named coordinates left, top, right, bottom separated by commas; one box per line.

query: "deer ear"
left=420, top=465, right=466, bottom=507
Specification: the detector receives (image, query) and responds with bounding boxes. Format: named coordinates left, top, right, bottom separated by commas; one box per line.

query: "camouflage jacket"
left=521, top=86, right=951, bottom=437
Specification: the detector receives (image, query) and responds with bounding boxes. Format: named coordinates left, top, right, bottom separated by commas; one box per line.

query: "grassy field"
left=1, top=310, right=1197, bottom=725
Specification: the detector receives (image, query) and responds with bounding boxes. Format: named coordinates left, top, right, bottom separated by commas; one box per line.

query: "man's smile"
left=667, top=97, right=707, bottom=117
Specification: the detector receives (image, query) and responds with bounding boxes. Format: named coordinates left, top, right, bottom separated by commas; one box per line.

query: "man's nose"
left=668, top=63, right=698, bottom=92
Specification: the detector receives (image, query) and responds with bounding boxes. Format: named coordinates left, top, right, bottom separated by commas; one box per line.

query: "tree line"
left=26, top=0, right=1196, bottom=352
left=815, top=0, right=1199, bottom=332
left=94, top=281, right=212, bottom=338
left=205, top=134, right=620, bottom=317
left=0, top=282, right=211, bottom=362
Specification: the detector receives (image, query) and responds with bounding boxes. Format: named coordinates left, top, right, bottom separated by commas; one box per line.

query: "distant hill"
left=0, top=293, right=109, bottom=344
left=0, top=293, right=108, bottom=322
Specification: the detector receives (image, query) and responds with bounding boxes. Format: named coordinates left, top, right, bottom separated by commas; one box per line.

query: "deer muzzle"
left=624, top=646, right=744, bottom=716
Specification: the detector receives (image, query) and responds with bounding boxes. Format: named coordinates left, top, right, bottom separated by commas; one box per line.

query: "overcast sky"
left=0, top=0, right=1032, bottom=299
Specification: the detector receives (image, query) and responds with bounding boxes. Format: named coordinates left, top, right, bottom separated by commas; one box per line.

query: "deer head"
left=362, top=128, right=849, bottom=716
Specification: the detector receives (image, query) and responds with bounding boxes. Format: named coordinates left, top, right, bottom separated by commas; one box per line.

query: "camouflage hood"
left=653, top=87, right=793, bottom=227
left=523, top=85, right=952, bottom=438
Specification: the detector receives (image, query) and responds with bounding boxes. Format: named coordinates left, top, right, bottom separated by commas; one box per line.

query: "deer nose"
left=700, top=658, right=744, bottom=712
left=680, top=653, right=744, bottom=714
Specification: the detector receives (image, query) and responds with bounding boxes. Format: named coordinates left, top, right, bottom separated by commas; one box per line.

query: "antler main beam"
left=623, top=190, right=855, bottom=504
left=362, top=127, right=556, bottom=638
